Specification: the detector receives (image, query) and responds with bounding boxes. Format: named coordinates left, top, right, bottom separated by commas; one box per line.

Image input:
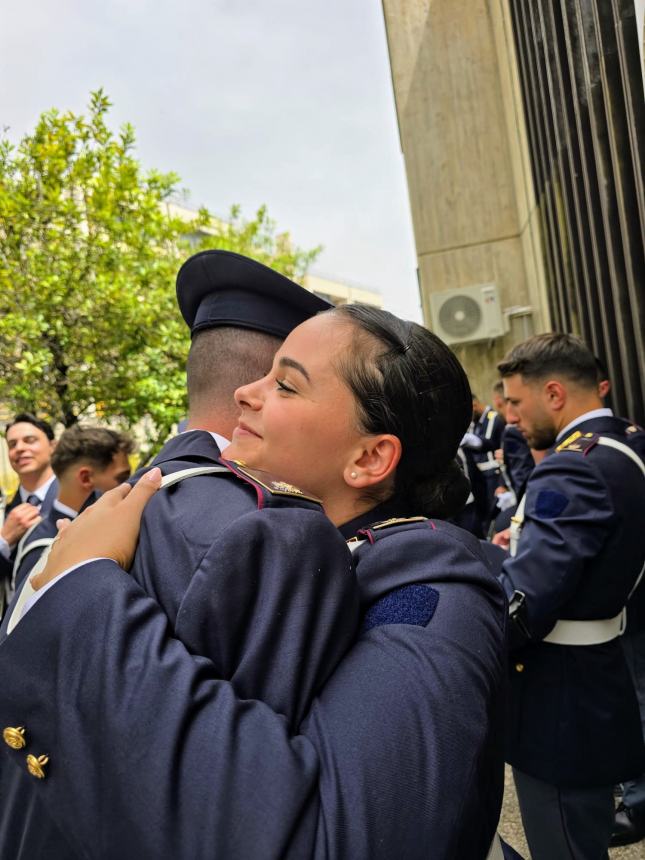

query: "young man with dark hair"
left=495, top=332, right=645, bottom=858
left=10, top=426, right=134, bottom=593
left=1, top=414, right=58, bottom=611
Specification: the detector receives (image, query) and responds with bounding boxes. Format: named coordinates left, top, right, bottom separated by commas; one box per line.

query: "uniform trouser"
left=513, top=768, right=614, bottom=860
left=621, top=630, right=645, bottom=810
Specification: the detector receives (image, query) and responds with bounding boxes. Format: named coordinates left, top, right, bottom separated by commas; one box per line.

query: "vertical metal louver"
left=509, top=0, right=645, bottom=424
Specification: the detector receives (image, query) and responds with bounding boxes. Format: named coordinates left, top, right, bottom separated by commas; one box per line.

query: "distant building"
left=165, top=201, right=382, bottom=309
left=304, top=273, right=382, bottom=308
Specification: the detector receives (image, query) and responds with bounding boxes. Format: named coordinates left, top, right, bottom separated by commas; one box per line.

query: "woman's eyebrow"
left=278, top=356, right=310, bottom=382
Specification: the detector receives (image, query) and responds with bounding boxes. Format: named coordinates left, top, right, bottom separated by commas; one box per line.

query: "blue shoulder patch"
left=361, top=584, right=439, bottom=633
left=535, top=489, right=569, bottom=518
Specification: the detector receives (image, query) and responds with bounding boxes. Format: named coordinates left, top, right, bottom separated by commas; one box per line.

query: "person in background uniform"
left=494, top=333, right=645, bottom=860
left=452, top=443, right=484, bottom=537
left=8, top=425, right=133, bottom=595
left=0, top=304, right=508, bottom=859
left=0, top=415, right=58, bottom=615
left=461, top=392, right=506, bottom=533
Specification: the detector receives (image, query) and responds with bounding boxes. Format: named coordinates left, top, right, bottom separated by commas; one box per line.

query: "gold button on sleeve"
left=3, top=726, right=26, bottom=749
left=26, top=754, right=49, bottom=779
left=515, top=663, right=525, bottom=673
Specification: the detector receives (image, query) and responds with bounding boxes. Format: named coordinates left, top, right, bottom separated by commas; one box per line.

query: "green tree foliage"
left=0, top=90, right=319, bottom=458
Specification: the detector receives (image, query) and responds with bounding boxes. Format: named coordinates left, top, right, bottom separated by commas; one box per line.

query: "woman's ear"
left=344, top=435, right=402, bottom=489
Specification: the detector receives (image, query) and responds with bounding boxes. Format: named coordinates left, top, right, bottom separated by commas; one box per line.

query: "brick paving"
left=499, top=766, right=645, bottom=859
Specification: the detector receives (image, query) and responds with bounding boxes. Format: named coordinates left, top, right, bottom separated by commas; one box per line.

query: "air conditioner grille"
left=438, top=296, right=482, bottom=337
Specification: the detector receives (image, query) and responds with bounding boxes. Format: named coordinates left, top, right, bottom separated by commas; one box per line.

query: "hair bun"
left=406, top=459, right=470, bottom=520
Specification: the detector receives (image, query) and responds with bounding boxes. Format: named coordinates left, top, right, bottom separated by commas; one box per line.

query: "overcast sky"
left=1, top=0, right=422, bottom=321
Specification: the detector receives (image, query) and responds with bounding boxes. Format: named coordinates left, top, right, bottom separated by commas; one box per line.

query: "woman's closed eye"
left=276, top=378, right=296, bottom=394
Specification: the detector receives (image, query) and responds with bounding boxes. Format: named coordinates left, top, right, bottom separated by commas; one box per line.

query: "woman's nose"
left=234, top=380, right=263, bottom=411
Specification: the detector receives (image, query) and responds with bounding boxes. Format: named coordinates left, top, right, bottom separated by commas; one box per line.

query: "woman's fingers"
left=31, top=467, right=163, bottom=590
left=122, top=467, right=162, bottom=513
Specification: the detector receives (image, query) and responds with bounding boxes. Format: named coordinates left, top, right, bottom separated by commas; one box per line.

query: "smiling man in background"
left=0, top=413, right=58, bottom=615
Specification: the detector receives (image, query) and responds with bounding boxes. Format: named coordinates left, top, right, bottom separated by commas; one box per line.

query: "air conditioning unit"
left=429, top=284, right=506, bottom=345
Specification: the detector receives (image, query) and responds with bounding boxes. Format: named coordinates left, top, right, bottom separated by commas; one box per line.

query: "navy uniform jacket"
left=0, top=513, right=506, bottom=858
left=0, top=433, right=358, bottom=858
left=471, top=409, right=505, bottom=528
left=500, top=425, right=534, bottom=497
left=0, top=480, right=58, bottom=589
left=11, top=509, right=59, bottom=592
left=499, top=415, right=645, bottom=787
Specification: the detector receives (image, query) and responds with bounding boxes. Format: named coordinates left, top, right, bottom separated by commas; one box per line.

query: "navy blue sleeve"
left=0, top=563, right=321, bottom=859
left=304, top=577, right=505, bottom=858
left=500, top=453, right=613, bottom=639
left=174, top=507, right=359, bottom=728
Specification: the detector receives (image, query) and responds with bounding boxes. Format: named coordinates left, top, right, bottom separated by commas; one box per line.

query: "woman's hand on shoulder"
left=30, top=468, right=162, bottom=591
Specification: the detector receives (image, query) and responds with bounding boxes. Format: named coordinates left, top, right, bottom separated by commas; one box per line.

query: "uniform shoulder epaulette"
left=222, top=459, right=322, bottom=506
left=370, top=516, right=428, bottom=530
left=555, top=430, right=599, bottom=454
left=352, top=516, right=430, bottom=545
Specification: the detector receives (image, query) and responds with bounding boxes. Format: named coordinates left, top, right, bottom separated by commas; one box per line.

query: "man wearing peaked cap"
left=176, top=249, right=330, bottom=338
left=0, top=250, right=350, bottom=858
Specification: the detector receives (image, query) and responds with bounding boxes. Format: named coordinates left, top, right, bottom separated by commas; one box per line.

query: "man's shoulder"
left=351, top=517, right=505, bottom=607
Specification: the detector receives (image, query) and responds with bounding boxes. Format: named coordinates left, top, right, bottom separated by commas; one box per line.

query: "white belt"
left=543, top=610, right=625, bottom=645
left=476, top=461, right=499, bottom=473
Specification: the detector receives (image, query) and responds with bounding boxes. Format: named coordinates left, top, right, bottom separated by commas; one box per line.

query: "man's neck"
left=56, top=483, right=86, bottom=514
left=186, top=413, right=236, bottom=440
left=554, top=398, right=606, bottom=437
left=20, top=466, right=54, bottom=494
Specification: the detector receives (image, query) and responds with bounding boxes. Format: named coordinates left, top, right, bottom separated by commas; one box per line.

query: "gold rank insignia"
left=3, top=726, right=26, bottom=749
left=370, top=516, right=428, bottom=530
left=270, top=480, right=304, bottom=495
left=225, top=460, right=322, bottom=503
left=556, top=431, right=598, bottom=454
left=26, top=754, right=49, bottom=779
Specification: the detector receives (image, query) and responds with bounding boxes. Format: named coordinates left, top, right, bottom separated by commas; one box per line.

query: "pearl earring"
left=350, top=471, right=358, bottom=479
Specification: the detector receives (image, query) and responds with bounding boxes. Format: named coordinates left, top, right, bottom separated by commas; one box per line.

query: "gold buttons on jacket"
left=26, top=754, right=49, bottom=779
left=515, top=663, right=525, bottom=673
left=3, top=726, right=26, bottom=749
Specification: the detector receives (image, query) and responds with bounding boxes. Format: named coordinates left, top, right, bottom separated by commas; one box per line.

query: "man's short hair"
left=187, top=326, right=282, bottom=414
left=5, top=412, right=55, bottom=441
left=51, top=426, right=134, bottom=478
left=497, top=333, right=598, bottom=389
left=594, top=355, right=609, bottom=383
left=492, top=381, right=504, bottom=395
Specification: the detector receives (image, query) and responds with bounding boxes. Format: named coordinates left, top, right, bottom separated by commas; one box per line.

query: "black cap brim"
left=176, top=250, right=332, bottom=339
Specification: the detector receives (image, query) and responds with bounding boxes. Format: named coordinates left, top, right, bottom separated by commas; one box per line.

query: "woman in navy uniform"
left=0, top=305, right=508, bottom=859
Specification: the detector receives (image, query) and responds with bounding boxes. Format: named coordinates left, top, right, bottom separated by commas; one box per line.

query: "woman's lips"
left=234, top=422, right=262, bottom=439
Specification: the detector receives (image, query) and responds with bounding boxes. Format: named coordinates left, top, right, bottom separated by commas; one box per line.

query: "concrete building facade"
left=383, top=0, right=645, bottom=420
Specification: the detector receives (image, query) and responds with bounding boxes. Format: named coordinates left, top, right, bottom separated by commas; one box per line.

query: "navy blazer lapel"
left=4, top=491, right=21, bottom=516
left=39, top=480, right=59, bottom=516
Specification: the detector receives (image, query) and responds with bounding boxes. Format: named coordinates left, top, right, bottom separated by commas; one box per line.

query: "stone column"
left=382, top=0, right=549, bottom=399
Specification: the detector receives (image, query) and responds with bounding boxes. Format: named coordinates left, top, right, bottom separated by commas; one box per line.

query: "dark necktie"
left=26, top=494, right=41, bottom=508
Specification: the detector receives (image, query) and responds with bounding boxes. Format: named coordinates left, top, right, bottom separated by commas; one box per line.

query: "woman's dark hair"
left=331, top=304, right=472, bottom=519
